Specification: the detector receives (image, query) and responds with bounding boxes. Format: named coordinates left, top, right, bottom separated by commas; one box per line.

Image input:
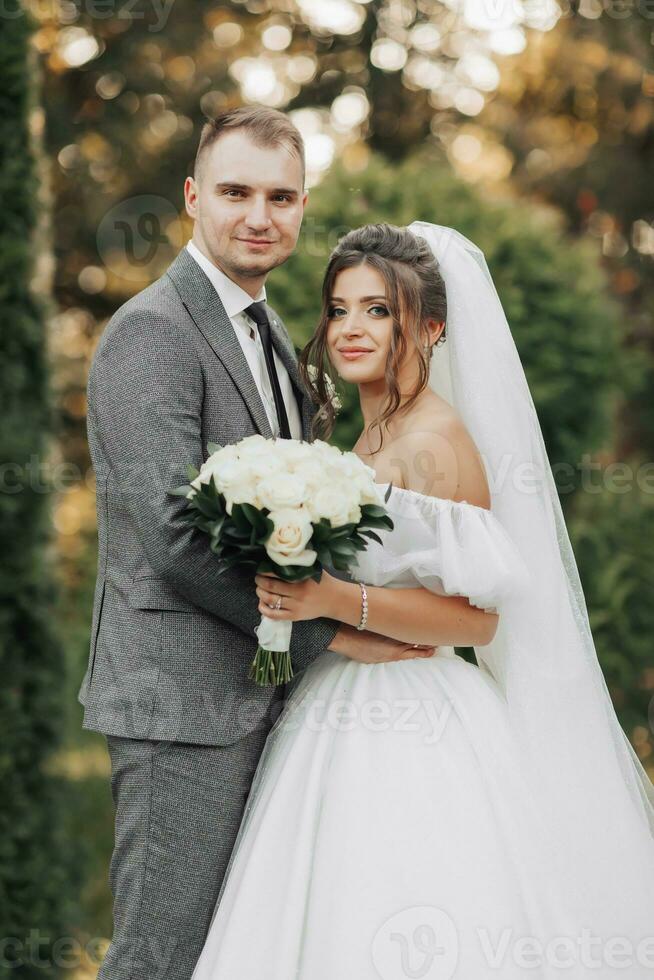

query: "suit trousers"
left=97, top=690, right=284, bottom=980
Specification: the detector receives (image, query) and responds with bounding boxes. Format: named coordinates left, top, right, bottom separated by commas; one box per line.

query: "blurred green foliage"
left=568, top=476, right=654, bottom=749
left=0, top=8, right=77, bottom=976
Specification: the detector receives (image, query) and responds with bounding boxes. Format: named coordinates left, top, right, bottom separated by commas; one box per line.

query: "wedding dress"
left=191, top=482, right=654, bottom=980
left=192, top=222, right=654, bottom=979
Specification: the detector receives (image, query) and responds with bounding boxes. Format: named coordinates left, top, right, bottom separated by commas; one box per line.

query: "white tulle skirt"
left=191, top=650, right=654, bottom=980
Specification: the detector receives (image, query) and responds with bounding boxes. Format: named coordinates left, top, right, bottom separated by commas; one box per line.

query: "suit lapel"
left=265, top=308, right=315, bottom=439
left=166, top=247, right=313, bottom=440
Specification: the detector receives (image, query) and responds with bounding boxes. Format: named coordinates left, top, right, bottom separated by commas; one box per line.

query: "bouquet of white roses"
left=171, top=435, right=394, bottom=686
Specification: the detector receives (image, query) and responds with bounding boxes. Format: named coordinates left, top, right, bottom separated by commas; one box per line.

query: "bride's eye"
left=327, top=306, right=346, bottom=318
left=369, top=305, right=389, bottom=317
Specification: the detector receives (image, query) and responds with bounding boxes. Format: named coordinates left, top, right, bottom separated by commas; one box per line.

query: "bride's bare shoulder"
left=399, top=396, right=491, bottom=509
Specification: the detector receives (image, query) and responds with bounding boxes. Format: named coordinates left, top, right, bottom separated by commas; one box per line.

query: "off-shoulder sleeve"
left=432, top=501, right=531, bottom=612
left=354, top=490, right=531, bottom=612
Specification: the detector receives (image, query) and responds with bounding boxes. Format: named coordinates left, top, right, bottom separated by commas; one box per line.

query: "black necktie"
left=244, top=302, right=292, bottom=439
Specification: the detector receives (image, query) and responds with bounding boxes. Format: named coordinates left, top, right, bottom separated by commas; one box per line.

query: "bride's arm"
left=257, top=423, right=502, bottom=648
left=326, top=579, right=498, bottom=648
left=337, top=421, right=499, bottom=647
left=256, top=572, right=498, bottom=648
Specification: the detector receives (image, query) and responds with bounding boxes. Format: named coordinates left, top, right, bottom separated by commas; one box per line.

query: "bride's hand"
left=255, top=571, right=337, bottom=622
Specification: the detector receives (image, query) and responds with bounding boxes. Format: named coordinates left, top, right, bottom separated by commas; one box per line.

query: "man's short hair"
left=193, top=106, right=306, bottom=189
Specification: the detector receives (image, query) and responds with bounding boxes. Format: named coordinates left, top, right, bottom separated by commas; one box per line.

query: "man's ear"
left=184, top=176, right=198, bottom=218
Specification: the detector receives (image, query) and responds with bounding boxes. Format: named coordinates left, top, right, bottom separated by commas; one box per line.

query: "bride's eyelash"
left=327, top=305, right=389, bottom=318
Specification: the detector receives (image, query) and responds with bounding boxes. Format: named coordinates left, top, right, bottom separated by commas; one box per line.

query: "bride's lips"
left=339, top=348, right=373, bottom=360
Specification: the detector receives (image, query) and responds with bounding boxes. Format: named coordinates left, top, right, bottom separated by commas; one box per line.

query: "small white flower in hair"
left=307, top=364, right=342, bottom=413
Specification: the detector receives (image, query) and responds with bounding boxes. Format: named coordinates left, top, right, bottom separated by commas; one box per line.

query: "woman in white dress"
left=191, top=223, right=654, bottom=980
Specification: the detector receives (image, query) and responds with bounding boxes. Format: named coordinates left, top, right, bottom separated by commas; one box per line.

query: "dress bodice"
left=351, top=483, right=530, bottom=613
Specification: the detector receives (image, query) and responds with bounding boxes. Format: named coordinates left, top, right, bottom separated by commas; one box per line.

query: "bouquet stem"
left=248, top=646, right=294, bottom=687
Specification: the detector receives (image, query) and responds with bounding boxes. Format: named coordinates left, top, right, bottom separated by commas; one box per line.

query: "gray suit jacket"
left=77, top=246, right=341, bottom=746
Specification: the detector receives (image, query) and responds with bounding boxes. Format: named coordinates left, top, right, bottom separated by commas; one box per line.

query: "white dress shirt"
left=185, top=240, right=302, bottom=439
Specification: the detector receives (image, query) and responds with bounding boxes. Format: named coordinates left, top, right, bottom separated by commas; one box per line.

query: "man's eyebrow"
left=214, top=181, right=299, bottom=196
left=329, top=295, right=388, bottom=302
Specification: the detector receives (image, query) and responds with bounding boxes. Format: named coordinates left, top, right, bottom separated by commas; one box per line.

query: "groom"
left=78, top=106, right=431, bottom=980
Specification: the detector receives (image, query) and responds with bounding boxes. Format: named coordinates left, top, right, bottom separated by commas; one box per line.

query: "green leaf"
left=186, top=464, right=200, bottom=481
left=361, top=504, right=387, bottom=519
left=207, top=442, right=223, bottom=455
left=229, top=503, right=252, bottom=534
left=311, top=522, right=332, bottom=544
left=256, top=515, right=275, bottom=541
left=192, top=493, right=222, bottom=519
left=360, top=529, right=384, bottom=545
left=329, top=540, right=356, bottom=559
left=170, top=483, right=193, bottom=497
left=329, top=523, right=357, bottom=538
left=239, top=502, right=261, bottom=525
left=210, top=519, right=227, bottom=535
left=359, top=514, right=393, bottom=531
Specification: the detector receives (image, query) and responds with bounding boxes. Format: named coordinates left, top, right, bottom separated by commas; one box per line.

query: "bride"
left=191, top=222, right=654, bottom=979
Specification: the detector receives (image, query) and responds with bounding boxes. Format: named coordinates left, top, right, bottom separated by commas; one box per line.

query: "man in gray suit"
left=79, top=106, right=433, bottom=979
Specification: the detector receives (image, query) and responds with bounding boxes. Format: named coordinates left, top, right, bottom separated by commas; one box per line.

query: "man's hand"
left=327, top=625, right=438, bottom=664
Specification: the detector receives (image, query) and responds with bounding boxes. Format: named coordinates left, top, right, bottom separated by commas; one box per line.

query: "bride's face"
left=325, top=264, right=396, bottom=383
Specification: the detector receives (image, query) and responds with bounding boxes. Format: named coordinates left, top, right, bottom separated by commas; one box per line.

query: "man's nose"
left=244, top=196, right=273, bottom=230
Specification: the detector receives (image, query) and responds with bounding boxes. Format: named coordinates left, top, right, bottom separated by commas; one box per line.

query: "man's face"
left=184, top=130, right=308, bottom=287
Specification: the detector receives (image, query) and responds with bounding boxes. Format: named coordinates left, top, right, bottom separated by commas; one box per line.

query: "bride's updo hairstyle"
left=299, top=223, right=447, bottom=448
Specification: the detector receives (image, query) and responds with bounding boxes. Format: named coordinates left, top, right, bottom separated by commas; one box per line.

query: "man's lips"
left=237, top=238, right=276, bottom=247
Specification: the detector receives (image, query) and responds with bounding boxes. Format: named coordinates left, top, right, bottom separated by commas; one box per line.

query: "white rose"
left=333, top=454, right=383, bottom=506
left=209, top=445, right=241, bottom=467
left=310, top=440, right=343, bottom=464
left=257, top=472, right=307, bottom=512
left=353, top=473, right=385, bottom=506
left=223, top=482, right=261, bottom=515
left=291, top=459, right=326, bottom=495
left=210, top=458, right=256, bottom=493
left=339, top=451, right=370, bottom=477
left=265, top=506, right=317, bottom=567
left=307, top=481, right=360, bottom=528
left=236, top=434, right=273, bottom=458
left=348, top=502, right=362, bottom=524
left=189, top=445, right=241, bottom=493
left=202, top=458, right=260, bottom=512
left=246, top=454, right=286, bottom=482
left=274, top=440, right=315, bottom=468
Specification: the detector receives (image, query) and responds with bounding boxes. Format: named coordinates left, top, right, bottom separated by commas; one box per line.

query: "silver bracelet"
left=356, top=582, right=368, bottom=631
